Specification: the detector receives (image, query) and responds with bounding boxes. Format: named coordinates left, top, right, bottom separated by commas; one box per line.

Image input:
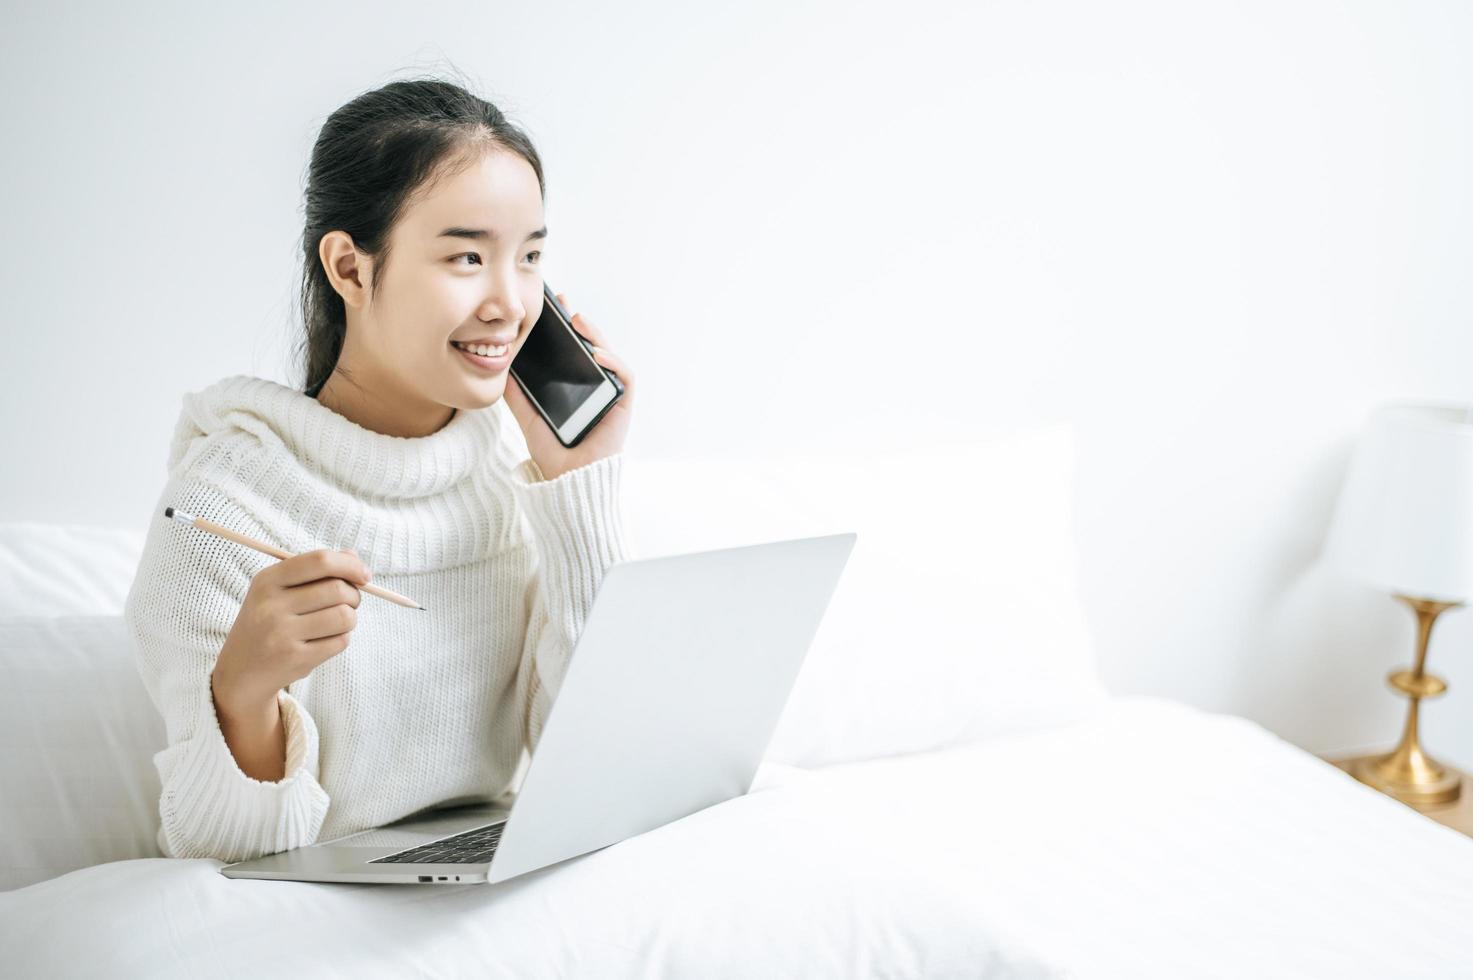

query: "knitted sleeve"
left=508, top=452, right=637, bottom=755
left=124, top=476, right=330, bottom=862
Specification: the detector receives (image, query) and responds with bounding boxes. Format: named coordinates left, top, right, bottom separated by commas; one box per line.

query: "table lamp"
left=1321, top=400, right=1473, bottom=806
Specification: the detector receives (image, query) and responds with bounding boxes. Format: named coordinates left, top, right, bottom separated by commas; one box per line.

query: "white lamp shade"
left=1322, top=400, right=1473, bottom=602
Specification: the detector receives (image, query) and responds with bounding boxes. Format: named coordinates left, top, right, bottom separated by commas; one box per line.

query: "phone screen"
left=510, top=289, right=610, bottom=429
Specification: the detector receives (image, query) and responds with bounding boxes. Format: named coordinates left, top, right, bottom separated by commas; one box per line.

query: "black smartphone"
left=508, top=283, right=625, bottom=448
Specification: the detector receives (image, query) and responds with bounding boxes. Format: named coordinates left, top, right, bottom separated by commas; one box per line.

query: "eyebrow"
left=436, top=225, right=548, bottom=243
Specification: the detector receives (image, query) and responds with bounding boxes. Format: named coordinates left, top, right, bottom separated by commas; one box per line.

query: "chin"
left=465, top=379, right=508, bottom=406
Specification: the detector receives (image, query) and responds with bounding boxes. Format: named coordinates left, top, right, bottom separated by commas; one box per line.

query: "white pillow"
left=0, top=615, right=165, bottom=891
left=620, top=422, right=1110, bottom=767
left=0, top=523, right=147, bottom=617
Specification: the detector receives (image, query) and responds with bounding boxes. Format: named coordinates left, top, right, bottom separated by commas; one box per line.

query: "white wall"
left=4, top=0, right=1472, bottom=767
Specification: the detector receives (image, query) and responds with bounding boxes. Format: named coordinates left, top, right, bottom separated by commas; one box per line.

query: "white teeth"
left=454, top=341, right=509, bottom=357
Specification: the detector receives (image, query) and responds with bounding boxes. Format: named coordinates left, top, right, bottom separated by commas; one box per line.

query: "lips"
left=452, top=341, right=512, bottom=372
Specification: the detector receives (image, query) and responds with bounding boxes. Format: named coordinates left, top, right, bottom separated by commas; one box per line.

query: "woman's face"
left=319, top=146, right=546, bottom=436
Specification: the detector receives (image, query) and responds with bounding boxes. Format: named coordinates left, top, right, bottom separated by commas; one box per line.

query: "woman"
left=123, top=75, right=637, bottom=864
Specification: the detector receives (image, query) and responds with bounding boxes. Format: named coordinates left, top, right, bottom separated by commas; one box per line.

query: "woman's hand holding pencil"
left=162, top=506, right=425, bottom=746
left=212, top=544, right=374, bottom=720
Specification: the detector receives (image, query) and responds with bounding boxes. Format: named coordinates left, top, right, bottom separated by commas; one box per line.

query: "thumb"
left=502, top=376, right=533, bottom=425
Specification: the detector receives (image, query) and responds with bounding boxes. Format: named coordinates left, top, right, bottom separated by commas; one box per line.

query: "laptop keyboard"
left=366, top=821, right=506, bottom=864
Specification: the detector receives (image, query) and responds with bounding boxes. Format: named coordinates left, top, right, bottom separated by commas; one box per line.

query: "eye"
left=451, top=253, right=481, bottom=266
left=526, top=250, right=542, bottom=264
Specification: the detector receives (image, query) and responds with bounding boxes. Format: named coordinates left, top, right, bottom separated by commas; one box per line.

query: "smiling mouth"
left=451, top=341, right=513, bottom=372
left=451, top=340, right=511, bottom=355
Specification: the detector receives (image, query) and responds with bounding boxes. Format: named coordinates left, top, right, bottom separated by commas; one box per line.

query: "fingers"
left=284, top=576, right=363, bottom=616
left=555, top=292, right=609, bottom=349
left=272, top=548, right=371, bottom=589
left=553, top=292, right=632, bottom=395
left=299, top=631, right=352, bottom=665
left=573, top=313, right=605, bottom=347
left=590, top=346, right=634, bottom=394
left=297, top=603, right=357, bottom=643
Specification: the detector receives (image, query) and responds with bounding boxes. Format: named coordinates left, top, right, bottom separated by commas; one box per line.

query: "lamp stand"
left=1346, top=594, right=1465, bottom=807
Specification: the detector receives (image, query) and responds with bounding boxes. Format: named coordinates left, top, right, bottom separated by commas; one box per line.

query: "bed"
left=4, top=423, right=1471, bottom=978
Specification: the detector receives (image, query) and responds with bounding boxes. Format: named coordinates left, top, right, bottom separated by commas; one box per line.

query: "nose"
left=476, top=274, right=525, bottom=326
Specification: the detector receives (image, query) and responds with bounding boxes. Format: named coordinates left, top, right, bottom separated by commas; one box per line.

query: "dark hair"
left=293, top=71, right=545, bottom=398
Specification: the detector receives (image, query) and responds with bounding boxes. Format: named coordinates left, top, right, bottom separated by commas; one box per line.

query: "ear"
left=319, top=230, right=372, bottom=310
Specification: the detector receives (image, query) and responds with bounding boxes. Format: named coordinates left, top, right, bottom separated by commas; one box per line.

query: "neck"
left=314, top=367, right=456, bottom=438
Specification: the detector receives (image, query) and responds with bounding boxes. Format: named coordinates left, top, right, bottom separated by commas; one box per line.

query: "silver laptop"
left=220, top=531, right=857, bottom=885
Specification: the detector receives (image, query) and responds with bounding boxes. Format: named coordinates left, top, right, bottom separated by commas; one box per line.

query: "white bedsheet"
left=5, top=696, right=1472, bottom=979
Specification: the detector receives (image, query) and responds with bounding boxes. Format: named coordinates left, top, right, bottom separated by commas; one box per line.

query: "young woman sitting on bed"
left=125, top=71, right=638, bottom=863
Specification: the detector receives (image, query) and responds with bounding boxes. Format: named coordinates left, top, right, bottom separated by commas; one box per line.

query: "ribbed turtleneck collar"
left=168, top=374, right=505, bottom=500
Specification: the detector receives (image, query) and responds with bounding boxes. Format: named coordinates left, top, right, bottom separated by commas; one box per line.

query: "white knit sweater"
left=123, top=374, right=635, bottom=863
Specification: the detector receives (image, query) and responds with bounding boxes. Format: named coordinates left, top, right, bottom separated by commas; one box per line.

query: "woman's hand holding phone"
left=502, top=291, right=636, bottom=481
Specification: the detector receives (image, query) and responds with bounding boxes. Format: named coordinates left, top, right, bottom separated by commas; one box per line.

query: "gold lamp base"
left=1345, top=749, right=1463, bottom=807
left=1343, top=594, right=1465, bottom=808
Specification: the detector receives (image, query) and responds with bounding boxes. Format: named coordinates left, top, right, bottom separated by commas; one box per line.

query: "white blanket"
left=5, top=696, right=1472, bottom=979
